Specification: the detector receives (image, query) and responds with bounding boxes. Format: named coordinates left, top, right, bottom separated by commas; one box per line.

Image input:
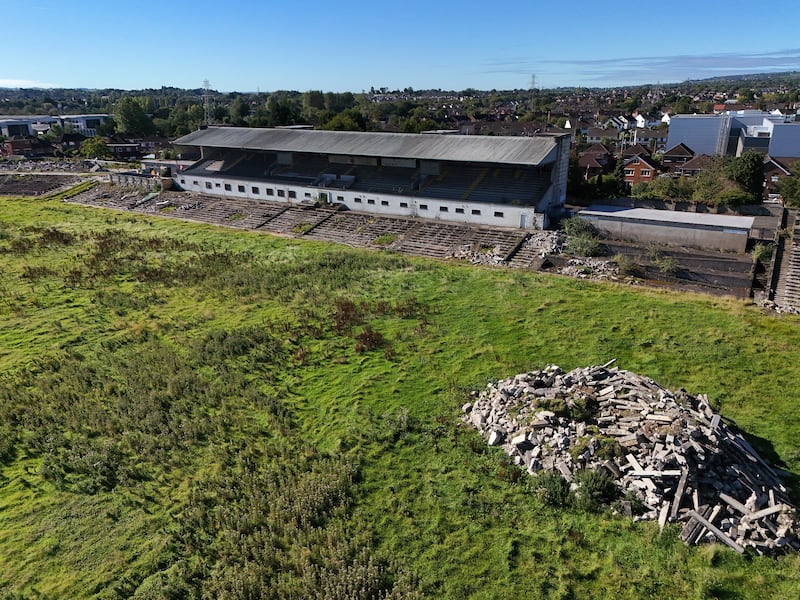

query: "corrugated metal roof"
left=174, top=127, right=559, bottom=165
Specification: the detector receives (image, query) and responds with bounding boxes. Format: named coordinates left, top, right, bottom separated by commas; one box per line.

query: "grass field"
left=1, top=191, right=800, bottom=598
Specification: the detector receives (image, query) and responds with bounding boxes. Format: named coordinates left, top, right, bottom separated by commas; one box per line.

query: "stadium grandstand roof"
left=174, top=126, right=561, bottom=166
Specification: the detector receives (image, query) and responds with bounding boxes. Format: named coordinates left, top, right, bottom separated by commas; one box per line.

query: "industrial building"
left=172, top=127, right=571, bottom=229
left=666, top=111, right=800, bottom=158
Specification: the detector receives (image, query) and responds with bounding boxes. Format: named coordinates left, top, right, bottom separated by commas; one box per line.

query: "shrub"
left=292, top=222, right=313, bottom=234
left=530, top=471, right=572, bottom=508
left=566, top=235, right=603, bottom=257
left=573, top=468, right=619, bottom=511
left=716, top=188, right=752, bottom=207
left=613, top=253, right=643, bottom=277
left=656, top=255, right=680, bottom=275
left=562, top=217, right=599, bottom=239
left=751, top=242, right=773, bottom=264
left=563, top=217, right=604, bottom=257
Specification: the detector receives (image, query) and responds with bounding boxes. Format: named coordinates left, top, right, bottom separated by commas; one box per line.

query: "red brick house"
left=1, top=136, right=31, bottom=157
left=622, top=154, right=658, bottom=185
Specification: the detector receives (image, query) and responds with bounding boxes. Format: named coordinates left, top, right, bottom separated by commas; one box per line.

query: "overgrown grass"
left=1, top=195, right=800, bottom=598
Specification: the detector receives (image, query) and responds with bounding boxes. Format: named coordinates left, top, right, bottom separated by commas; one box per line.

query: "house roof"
left=56, top=132, right=87, bottom=143
left=765, top=156, right=794, bottom=175
left=586, top=127, right=616, bottom=139
left=623, top=154, right=658, bottom=169
left=623, top=143, right=651, bottom=157
left=633, top=128, right=665, bottom=138
left=581, top=143, right=611, bottom=156
left=678, top=154, right=714, bottom=171
left=578, top=155, right=606, bottom=169
left=174, top=126, right=562, bottom=166
left=663, top=143, right=695, bottom=158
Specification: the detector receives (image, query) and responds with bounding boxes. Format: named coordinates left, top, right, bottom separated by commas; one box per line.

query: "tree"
left=80, top=137, right=111, bottom=159
left=725, top=150, right=764, bottom=203
left=778, top=162, right=800, bottom=207
left=612, top=157, right=629, bottom=197
left=322, top=109, right=365, bottom=131
left=114, top=97, right=155, bottom=136
left=187, top=105, right=205, bottom=130
left=228, top=97, right=250, bottom=126
left=42, top=124, right=64, bottom=142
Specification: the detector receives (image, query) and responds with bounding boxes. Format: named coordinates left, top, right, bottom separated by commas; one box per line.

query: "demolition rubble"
left=462, top=361, right=798, bottom=554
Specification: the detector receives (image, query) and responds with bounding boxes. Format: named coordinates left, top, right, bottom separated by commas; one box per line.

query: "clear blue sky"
left=4, top=0, right=799, bottom=92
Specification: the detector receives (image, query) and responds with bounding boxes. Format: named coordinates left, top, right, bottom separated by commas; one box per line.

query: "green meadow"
left=1, top=190, right=799, bottom=599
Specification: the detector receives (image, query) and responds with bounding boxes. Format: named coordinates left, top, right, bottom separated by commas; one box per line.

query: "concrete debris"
left=462, top=361, right=799, bottom=554
left=520, top=231, right=565, bottom=258
left=450, top=244, right=506, bottom=265
left=755, top=298, right=800, bottom=315
left=557, top=257, right=621, bottom=280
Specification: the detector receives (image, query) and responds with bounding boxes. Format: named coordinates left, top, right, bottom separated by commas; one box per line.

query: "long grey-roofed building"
left=578, top=205, right=755, bottom=252
left=173, top=126, right=570, bottom=229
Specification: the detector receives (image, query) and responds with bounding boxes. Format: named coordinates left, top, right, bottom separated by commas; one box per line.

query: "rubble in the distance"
left=462, top=360, right=799, bottom=554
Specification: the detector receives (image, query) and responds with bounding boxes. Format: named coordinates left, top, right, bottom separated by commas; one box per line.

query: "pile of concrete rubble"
left=462, top=361, right=798, bottom=554
left=521, top=231, right=565, bottom=258
left=557, top=257, right=621, bottom=280
left=450, top=244, right=506, bottom=265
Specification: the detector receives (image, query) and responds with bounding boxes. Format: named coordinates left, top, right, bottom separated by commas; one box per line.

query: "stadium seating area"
left=181, top=150, right=552, bottom=207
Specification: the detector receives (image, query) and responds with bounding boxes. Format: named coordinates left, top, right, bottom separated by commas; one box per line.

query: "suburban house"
left=1, top=135, right=54, bottom=158
left=661, top=143, right=695, bottom=172
left=763, top=156, right=794, bottom=201
left=54, top=132, right=87, bottom=153
left=675, top=154, right=714, bottom=177
left=622, top=154, right=658, bottom=186
left=632, top=128, right=668, bottom=152
left=578, top=143, right=614, bottom=179
left=585, top=127, right=619, bottom=146
left=622, top=143, right=652, bottom=160
left=564, top=117, right=591, bottom=136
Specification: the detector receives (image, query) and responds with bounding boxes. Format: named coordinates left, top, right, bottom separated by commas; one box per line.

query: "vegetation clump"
left=562, top=217, right=605, bottom=257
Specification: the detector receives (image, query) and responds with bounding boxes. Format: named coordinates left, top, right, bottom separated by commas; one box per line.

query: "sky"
left=3, top=0, right=799, bottom=93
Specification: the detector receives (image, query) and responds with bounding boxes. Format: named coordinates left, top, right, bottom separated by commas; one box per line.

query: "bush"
left=530, top=471, right=572, bottom=508
left=573, top=468, right=618, bottom=511
left=566, top=235, right=603, bottom=257
left=613, top=253, right=643, bottom=277
left=562, top=217, right=599, bottom=239
left=563, top=217, right=605, bottom=257
left=716, top=188, right=752, bottom=207
left=751, top=242, right=773, bottom=264
left=655, top=255, right=680, bottom=275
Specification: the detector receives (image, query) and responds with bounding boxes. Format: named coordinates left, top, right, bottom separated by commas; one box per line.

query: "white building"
left=172, top=127, right=571, bottom=230
left=0, top=114, right=111, bottom=138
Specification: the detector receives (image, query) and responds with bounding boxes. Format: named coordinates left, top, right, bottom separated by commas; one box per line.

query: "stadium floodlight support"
left=203, top=79, right=212, bottom=127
